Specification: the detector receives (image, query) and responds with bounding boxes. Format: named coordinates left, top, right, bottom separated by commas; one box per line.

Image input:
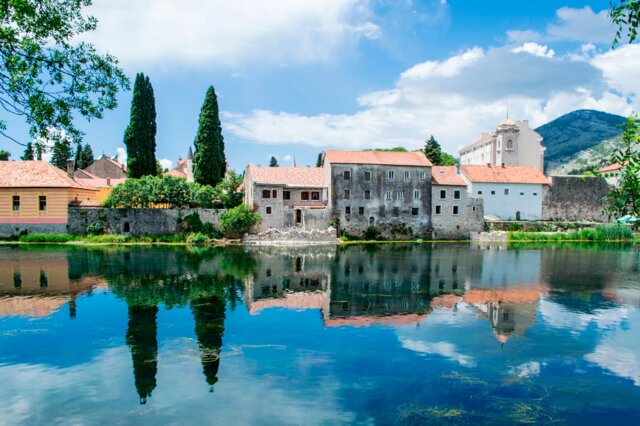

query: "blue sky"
left=3, top=0, right=637, bottom=172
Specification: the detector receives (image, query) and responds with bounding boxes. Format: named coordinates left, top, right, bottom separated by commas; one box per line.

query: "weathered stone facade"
left=431, top=184, right=484, bottom=239
left=542, top=176, right=610, bottom=222
left=67, top=208, right=223, bottom=236
left=328, top=163, right=432, bottom=238
left=82, top=156, right=127, bottom=179
left=0, top=223, right=67, bottom=238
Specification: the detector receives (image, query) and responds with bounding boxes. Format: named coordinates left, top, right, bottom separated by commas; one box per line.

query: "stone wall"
left=0, top=223, right=67, bottom=238
left=243, top=227, right=339, bottom=244
left=431, top=185, right=484, bottom=240
left=68, top=208, right=223, bottom=236
left=542, top=176, right=610, bottom=222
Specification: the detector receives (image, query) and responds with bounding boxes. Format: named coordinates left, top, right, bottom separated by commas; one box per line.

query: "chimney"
left=66, top=159, right=74, bottom=178
left=501, top=163, right=505, bottom=168
left=455, top=164, right=461, bottom=175
left=486, top=163, right=491, bottom=168
left=107, top=178, right=111, bottom=187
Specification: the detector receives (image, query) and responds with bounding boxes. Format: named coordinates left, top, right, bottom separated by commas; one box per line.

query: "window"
left=311, top=191, right=320, bottom=200
left=365, top=171, right=371, bottom=181
left=301, top=191, right=310, bottom=200
left=414, top=190, right=421, bottom=200
left=385, top=191, right=392, bottom=200
left=344, top=189, right=350, bottom=199
left=506, top=139, right=514, bottom=150
left=262, top=189, right=271, bottom=199
left=504, top=188, right=509, bottom=195
left=490, top=190, right=496, bottom=195
left=362, top=190, right=370, bottom=200
left=454, top=190, right=461, bottom=199
left=38, top=196, right=46, bottom=211
left=435, top=205, right=442, bottom=215
left=345, top=206, right=351, bottom=215
left=418, top=171, right=426, bottom=180
left=283, top=191, right=291, bottom=200
left=387, top=170, right=395, bottom=180
left=396, top=191, right=404, bottom=200
left=272, top=190, right=278, bottom=198
left=266, top=269, right=271, bottom=277
left=358, top=207, right=364, bottom=215
left=12, top=196, right=20, bottom=211
left=404, top=171, right=411, bottom=181
left=266, top=206, right=272, bottom=215
left=477, top=190, right=483, bottom=195
left=533, top=192, right=538, bottom=196
left=343, top=170, right=351, bottom=180
left=411, top=207, right=419, bottom=216
left=453, top=206, right=459, bottom=215
left=520, top=192, right=525, bottom=196
left=440, top=189, right=446, bottom=199
left=393, top=207, right=400, bottom=217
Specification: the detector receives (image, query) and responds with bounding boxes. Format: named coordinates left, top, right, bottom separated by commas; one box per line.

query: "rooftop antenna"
left=292, top=156, right=297, bottom=167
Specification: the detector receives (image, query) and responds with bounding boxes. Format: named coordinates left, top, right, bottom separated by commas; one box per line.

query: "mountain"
left=536, top=109, right=626, bottom=172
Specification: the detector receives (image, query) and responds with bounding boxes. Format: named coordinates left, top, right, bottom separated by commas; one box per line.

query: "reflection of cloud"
left=509, top=361, right=541, bottom=378
left=539, top=299, right=630, bottom=332
left=399, top=338, right=475, bottom=367
left=585, top=309, right=640, bottom=386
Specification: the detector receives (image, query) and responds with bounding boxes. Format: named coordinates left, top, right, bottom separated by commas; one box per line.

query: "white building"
left=461, top=165, right=550, bottom=220
left=459, top=118, right=545, bottom=172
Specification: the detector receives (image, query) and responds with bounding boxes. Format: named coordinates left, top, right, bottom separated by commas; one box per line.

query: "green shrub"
left=85, top=234, right=129, bottom=243
left=595, top=224, right=635, bottom=240
left=220, top=204, right=260, bottom=236
left=187, top=232, right=209, bottom=245
left=86, top=222, right=105, bottom=235
left=19, top=233, right=76, bottom=243
left=364, top=226, right=379, bottom=240
left=201, top=222, right=222, bottom=239
left=183, top=212, right=203, bottom=233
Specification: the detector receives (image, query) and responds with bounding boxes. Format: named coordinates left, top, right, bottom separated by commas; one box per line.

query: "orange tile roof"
left=431, top=166, right=466, bottom=186
left=165, top=168, right=187, bottom=178
left=324, top=150, right=432, bottom=166
left=598, top=162, right=623, bottom=173
left=0, top=161, right=98, bottom=190
left=324, top=313, right=428, bottom=328
left=249, top=291, right=326, bottom=315
left=461, top=165, right=550, bottom=185
left=247, top=165, right=326, bottom=187
left=463, top=287, right=542, bottom=305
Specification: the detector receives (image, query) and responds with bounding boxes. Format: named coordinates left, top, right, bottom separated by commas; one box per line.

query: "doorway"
left=515, top=211, right=521, bottom=221
left=295, top=209, right=302, bottom=225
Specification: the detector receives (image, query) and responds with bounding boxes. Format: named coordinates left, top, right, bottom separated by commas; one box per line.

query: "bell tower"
left=495, top=116, right=520, bottom=166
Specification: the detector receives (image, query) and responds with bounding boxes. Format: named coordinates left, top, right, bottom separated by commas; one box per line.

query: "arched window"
left=506, top=139, right=514, bottom=150
left=369, top=216, right=375, bottom=226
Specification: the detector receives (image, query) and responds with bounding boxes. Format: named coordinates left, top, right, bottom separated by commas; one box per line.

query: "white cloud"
left=282, top=154, right=294, bottom=164
left=115, top=147, right=127, bottom=165
left=84, top=0, right=379, bottom=68
left=547, top=7, right=614, bottom=44
left=509, top=361, right=541, bottom=378
left=399, top=338, right=476, bottom=367
left=511, top=42, right=555, bottom=58
left=224, top=44, right=637, bottom=154
left=159, top=158, right=173, bottom=171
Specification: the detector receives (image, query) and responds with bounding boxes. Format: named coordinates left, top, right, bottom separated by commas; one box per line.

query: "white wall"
left=460, top=140, right=494, bottom=166
left=469, top=182, right=544, bottom=220
left=517, top=122, right=545, bottom=171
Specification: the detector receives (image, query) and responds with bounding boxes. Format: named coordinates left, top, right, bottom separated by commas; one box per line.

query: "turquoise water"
left=0, top=243, right=639, bottom=425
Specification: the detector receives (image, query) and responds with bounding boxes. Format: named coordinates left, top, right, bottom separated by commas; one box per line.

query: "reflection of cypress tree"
left=190, top=296, right=225, bottom=390
left=126, top=305, right=158, bottom=404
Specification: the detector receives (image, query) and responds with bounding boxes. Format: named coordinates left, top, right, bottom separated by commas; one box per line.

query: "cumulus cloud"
left=159, top=158, right=173, bottom=171
left=115, top=147, right=127, bottom=165
left=547, top=6, right=614, bottom=44
left=224, top=43, right=635, bottom=153
left=83, top=0, right=379, bottom=68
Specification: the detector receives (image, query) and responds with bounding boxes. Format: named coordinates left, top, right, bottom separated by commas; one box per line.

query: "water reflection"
left=0, top=243, right=639, bottom=423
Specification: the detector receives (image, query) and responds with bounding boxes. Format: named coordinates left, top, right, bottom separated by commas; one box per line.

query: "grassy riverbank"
left=508, top=224, right=638, bottom=242
left=4, top=233, right=231, bottom=246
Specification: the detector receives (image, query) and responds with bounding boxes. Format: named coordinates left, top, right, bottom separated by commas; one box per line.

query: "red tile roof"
left=431, top=166, right=466, bottom=186
left=461, top=165, right=550, bottom=185
left=598, top=162, right=623, bottom=173
left=0, top=161, right=98, bottom=190
left=247, top=165, right=326, bottom=187
left=165, top=168, right=187, bottom=178
left=324, top=313, right=428, bottom=328
left=324, top=150, right=432, bottom=166
left=76, top=177, right=127, bottom=188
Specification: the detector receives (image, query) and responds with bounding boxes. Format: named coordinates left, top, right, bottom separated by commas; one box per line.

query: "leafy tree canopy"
left=604, top=114, right=640, bottom=218
left=0, top=149, right=10, bottom=160
left=424, top=135, right=458, bottom=166
left=610, top=0, right=640, bottom=47
left=0, top=0, right=129, bottom=151
left=220, top=204, right=260, bottom=236
left=21, top=142, right=34, bottom=160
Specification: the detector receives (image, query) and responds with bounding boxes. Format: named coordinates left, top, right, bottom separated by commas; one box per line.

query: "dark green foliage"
left=74, top=144, right=83, bottom=169
left=201, top=222, right=222, bottom=239
left=21, top=142, right=35, bottom=160
left=269, top=156, right=278, bottom=167
left=124, top=73, right=157, bottom=178
left=19, top=233, right=76, bottom=243
left=316, top=152, right=323, bottom=167
left=508, top=224, right=635, bottom=242
left=364, top=226, right=379, bottom=240
left=440, top=151, right=458, bottom=166
left=75, top=143, right=95, bottom=169
left=86, top=222, right=105, bottom=235
left=126, top=305, right=158, bottom=404
left=0, top=150, right=9, bottom=160
left=605, top=115, right=640, bottom=218
left=424, top=135, right=442, bottom=165
left=610, top=0, right=640, bottom=47
left=216, top=170, right=244, bottom=209
left=190, top=296, right=225, bottom=386
left=0, top=0, right=128, bottom=150
left=193, top=86, right=226, bottom=186
left=50, top=138, right=73, bottom=170
left=183, top=212, right=203, bottom=233
left=190, top=184, right=218, bottom=208
left=536, top=110, right=626, bottom=169
left=220, top=204, right=260, bottom=235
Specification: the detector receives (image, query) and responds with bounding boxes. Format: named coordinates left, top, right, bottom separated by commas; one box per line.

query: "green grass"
left=508, top=224, right=637, bottom=242
left=18, top=233, right=77, bottom=243
left=13, top=233, right=194, bottom=245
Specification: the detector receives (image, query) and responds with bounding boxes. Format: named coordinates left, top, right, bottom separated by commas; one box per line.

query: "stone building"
left=165, top=147, right=194, bottom=181
left=431, top=166, right=484, bottom=239
left=459, top=117, right=545, bottom=172
left=322, top=150, right=433, bottom=238
left=81, top=156, right=127, bottom=179
left=461, top=164, right=550, bottom=220
left=243, top=165, right=330, bottom=233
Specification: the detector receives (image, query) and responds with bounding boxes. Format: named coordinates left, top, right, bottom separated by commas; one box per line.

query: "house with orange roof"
left=74, top=168, right=126, bottom=202
left=431, top=166, right=484, bottom=239
left=243, top=164, right=330, bottom=232
left=322, top=150, right=434, bottom=237
left=0, top=160, right=98, bottom=236
left=461, top=164, right=550, bottom=220
left=598, top=162, right=625, bottom=186
left=459, top=117, right=545, bottom=172
left=165, top=147, right=194, bottom=181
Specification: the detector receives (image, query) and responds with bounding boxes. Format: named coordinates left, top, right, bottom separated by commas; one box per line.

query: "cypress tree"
left=124, top=73, right=157, bottom=178
left=74, top=143, right=83, bottom=169
left=50, top=139, right=73, bottom=170
left=424, top=135, right=443, bottom=166
left=269, top=156, right=278, bottom=167
left=193, top=86, right=226, bottom=186
left=316, top=152, right=323, bottom=167
left=21, top=143, right=35, bottom=160
left=81, top=143, right=95, bottom=169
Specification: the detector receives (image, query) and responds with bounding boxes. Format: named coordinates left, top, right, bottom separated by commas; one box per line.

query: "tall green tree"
left=80, top=143, right=94, bottom=169
left=74, top=144, right=83, bottom=169
left=269, top=156, right=278, bottom=167
left=316, top=152, right=323, bottom=167
left=193, top=86, right=226, bottom=186
left=21, top=142, right=34, bottom=160
left=605, top=114, right=640, bottom=218
left=610, top=0, right=640, bottom=47
left=0, top=0, right=128, bottom=152
left=50, top=138, right=73, bottom=170
left=124, top=73, right=157, bottom=178
left=424, top=135, right=442, bottom=165
left=0, top=150, right=10, bottom=161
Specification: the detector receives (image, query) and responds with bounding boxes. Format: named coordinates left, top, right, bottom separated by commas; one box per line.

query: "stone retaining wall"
left=243, top=227, right=339, bottom=245
left=0, top=223, right=67, bottom=238
left=542, top=176, right=610, bottom=222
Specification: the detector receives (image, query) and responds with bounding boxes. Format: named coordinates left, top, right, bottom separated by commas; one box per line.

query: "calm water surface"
left=0, top=243, right=639, bottom=425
